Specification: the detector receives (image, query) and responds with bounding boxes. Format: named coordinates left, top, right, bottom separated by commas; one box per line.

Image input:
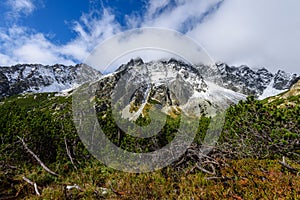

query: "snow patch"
left=258, top=79, right=287, bottom=100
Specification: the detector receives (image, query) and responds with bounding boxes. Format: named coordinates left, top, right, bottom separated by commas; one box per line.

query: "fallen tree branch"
left=110, top=183, right=126, bottom=196
left=22, top=176, right=40, bottom=196
left=64, top=136, right=77, bottom=170
left=195, top=163, right=216, bottom=175
left=279, top=156, right=298, bottom=174
left=66, top=184, right=82, bottom=191
left=205, top=176, right=231, bottom=181
left=18, top=136, right=59, bottom=176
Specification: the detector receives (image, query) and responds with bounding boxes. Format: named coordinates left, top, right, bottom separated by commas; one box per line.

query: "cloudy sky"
left=0, top=0, right=299, bottom=73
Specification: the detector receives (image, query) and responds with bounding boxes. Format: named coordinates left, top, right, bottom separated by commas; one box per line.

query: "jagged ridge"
left=213, top=63, right=299, bottom=98
left=0, top=63, right=102, bottom=98
left=0, top=59, right=298, bottom=101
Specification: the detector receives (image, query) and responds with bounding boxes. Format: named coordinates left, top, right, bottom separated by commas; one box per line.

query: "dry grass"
left=7, top=158, right=299, bottom=199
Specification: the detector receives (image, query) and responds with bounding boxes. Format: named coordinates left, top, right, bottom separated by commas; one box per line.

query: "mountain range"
left=1, top=59, right=299, bottom=199
left=0, top=63, right=101, bottom=98
left=0, top=59, right=298, bottom=101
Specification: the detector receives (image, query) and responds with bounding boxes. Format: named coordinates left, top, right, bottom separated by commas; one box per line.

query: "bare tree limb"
left=22, top=176, right=40, bottom=196
left=66, top=184, right=82, bottom=191
left=279, top=156, right=298, bottom=174
left=18, top=136, right=59, bottom=177
left=64, top=136, right=77, bottom=170
left=109, top=183, right=126, bottom=196
left=196, top=163, right=216, bottom=175
left=205, top=176, right=231, bottom=181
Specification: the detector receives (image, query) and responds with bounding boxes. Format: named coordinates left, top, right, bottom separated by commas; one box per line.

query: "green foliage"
left=219, top=95, right=299, bottom=160
left=0, top=92, right=299, bottom=199
left=0, top=93, right=91, bottom=171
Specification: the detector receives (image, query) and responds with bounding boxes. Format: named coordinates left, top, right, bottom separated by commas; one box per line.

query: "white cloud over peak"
left=187, top=0, right=300, bottom=73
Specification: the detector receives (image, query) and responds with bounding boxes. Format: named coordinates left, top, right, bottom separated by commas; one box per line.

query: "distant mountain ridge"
left=0, top=63, right=102, bottom=98
left=0, top=60, right=298, bottom=100
left=213, top=63, right=299, bottom=99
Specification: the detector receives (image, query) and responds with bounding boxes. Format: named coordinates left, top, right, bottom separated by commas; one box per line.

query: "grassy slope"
left=0, top=89, right=299, bottom=199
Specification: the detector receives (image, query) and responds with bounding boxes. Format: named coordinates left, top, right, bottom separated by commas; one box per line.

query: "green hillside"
left=0, top=83, right=299, bottom=199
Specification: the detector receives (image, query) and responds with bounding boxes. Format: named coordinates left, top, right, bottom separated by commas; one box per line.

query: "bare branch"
left=22, top=177, right=40, bottom=196
left=205, top=176, right=231, bottom=181
left=279, top=156, right=298, bottom=174
left=18, top=136, right=59, bottom=176
left=196, top=163, right=216, bottom=175
left=64, top=136, right=77, bottom=170
left=66, top=184, right=82, bottom=191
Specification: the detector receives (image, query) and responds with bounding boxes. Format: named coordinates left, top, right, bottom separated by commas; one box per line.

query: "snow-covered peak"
left=213, top=63, right=298, bottom=99
left=95, top=58, right=246, bottom=118
left=0, top=63, right=102, bottom=98
left=0, top=59, right=297, bottom=101
left=273, top=70, right=298, bottom=90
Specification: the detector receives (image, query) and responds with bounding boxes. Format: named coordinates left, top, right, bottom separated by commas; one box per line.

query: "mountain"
left=210, top=63, right=299, bottom=99
left=0, top=59, right=298, bottom=101
left=0, top=63, right=102, bottom=98
left=1, top=60, right=299, bottom=199
left=93, top=58, right=246, bottom=119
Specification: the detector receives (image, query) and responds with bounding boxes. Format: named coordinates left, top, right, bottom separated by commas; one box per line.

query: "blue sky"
left=0, top=0, right=146, bottom=44
left=0, top=0, right=299, bottom=73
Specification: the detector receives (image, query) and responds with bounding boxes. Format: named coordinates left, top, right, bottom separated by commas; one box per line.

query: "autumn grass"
left=4, top=158, right=298, bottom=199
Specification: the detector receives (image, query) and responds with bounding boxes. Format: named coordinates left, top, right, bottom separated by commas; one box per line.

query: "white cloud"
left=145, top=0, right=171, bottom=18
left=143, top=0, right=222, bottom=31
left=0, top=0, right=300, bottom=74
left=11, top=0, right=35, bottom=12
left=0, top=8, right=121, bottom=66
left=187, top=0, right=300, bottom=73
left=13, top=33, right=74, bottom=65
left=0, top=53, right=15, bottom=66
left=0, top=26, right=74, bottom=65
left=61, top=9, right=121, bottom=61
left=130, top=0, right=300, bottom=73
left=6, top=0, right=35, bottom=19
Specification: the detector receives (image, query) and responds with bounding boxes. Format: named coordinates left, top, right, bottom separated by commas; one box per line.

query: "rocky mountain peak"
left=213, top=63, right=298, bottom=98
left=127, top=57, right=144, bottom=66
left=0, top=63, right=102, bottom=98
left=273, top=70, right=298, bottom=90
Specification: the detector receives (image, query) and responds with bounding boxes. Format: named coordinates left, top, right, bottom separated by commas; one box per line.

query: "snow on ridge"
left=258, top=79, right=287, bottom=100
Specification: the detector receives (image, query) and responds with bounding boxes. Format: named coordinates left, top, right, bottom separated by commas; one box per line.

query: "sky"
left=0, top=0, right=299, bottom=74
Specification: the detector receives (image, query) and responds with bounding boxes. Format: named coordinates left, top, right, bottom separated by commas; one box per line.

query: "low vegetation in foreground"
left=0, top=91, right=299, bottom=199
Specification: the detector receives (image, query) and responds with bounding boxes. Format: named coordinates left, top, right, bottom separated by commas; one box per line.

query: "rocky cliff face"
left=212, top=63, right=298, bottom=98
left=0, top=63, right=102, bottom=98
left=94, top=58, right=246, bottom=119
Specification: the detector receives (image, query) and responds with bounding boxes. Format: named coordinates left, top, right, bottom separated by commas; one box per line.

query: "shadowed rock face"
left=107, top=58, right=208, bottom=105
left=0, top=63, right=102, bottom=98
left=273, top=70, right=298, bottom=90
left=0, top=72, right=9, bottom=96
left=205, top=63, right=299, bottom=97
